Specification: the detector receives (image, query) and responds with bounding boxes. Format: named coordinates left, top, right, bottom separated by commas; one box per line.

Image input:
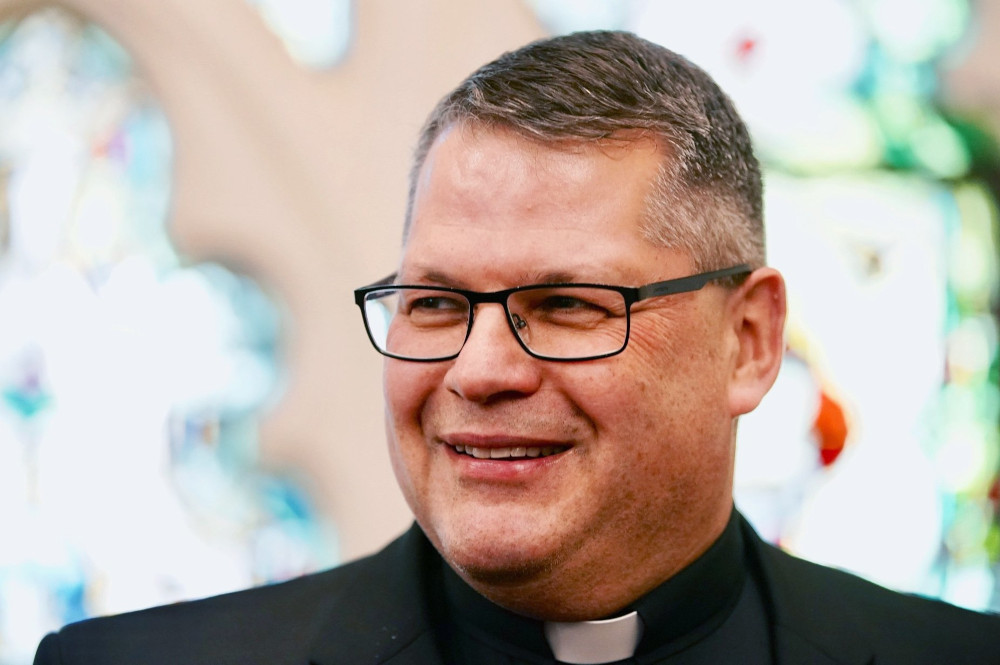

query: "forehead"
left=402, top=125, right=683, bottom=285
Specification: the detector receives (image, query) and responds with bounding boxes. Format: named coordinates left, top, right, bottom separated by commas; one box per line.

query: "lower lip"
left=444, top=445, right=568, bottom=482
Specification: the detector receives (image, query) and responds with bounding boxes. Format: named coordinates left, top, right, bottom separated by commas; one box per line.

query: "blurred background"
left=0, top=0, right=997, bottom=661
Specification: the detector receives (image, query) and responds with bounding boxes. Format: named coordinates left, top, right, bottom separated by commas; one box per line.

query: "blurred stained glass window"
left=0, top=9, right=333, bottom=662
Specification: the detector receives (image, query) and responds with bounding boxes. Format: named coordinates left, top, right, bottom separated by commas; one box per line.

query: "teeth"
left=452, top=444, right=566, bottom=460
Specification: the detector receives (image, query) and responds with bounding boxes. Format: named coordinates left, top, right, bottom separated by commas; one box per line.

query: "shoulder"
left=34, top=527, right=424, bottom=665
left=37, top=570, right=329, bottom=662
left=744, top=522, right=1000, bottom=663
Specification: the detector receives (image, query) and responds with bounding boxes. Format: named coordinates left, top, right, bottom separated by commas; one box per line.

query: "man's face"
left=385, top=125, right=741, bottom=617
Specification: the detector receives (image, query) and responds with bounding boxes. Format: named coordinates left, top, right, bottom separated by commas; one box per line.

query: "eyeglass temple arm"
left=638, top=264, right=752, bottom=299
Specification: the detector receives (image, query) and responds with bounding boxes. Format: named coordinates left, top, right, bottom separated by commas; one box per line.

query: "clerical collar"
left=440, top=509, right=746, bottom=663
left=544, top=612, right=643, bottom=664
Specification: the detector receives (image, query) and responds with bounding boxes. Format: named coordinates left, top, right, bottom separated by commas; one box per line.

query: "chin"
left=431, top=519, right=564, bottom=587
left=448, top=541, right=557, bottom=588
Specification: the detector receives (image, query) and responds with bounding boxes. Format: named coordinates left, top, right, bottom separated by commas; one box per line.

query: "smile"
left=450, top=444, right=569, bottom=460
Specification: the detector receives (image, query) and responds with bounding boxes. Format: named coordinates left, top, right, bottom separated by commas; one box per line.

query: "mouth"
left=449, top=444, right=569, bottom=460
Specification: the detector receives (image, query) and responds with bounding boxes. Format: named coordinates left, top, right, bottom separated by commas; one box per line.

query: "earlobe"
left=727, top=268, right=787, bottom=417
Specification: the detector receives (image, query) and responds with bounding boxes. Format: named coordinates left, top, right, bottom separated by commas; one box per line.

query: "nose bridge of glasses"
left=467, top=290, right=527, bottom=339
left=452, top=299, right=531, bottom=363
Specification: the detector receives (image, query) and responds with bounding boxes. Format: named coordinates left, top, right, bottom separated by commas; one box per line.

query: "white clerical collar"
left=544, top=611, right=643, bottom=664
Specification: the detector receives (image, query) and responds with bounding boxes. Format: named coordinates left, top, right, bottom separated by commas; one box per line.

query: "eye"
left=514, top=287, right=625, bottom=329
left=407, top=295, right=465, bottom=312
left=536, top=294, right=604, bottom=312
left=400, top=291, right=470, bottom=327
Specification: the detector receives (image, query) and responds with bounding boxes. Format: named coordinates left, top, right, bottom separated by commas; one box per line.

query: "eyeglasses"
left=354, top=264, right=751, bottom=362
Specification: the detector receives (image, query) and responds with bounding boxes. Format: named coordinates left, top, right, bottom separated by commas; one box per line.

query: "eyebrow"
left=398, top=269, right=464, bottom=288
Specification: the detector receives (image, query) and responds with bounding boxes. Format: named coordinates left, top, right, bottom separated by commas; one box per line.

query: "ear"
left=726, top=267, right=787, bottom=417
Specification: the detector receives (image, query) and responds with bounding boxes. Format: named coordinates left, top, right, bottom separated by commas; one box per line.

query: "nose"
left=444, top=303, right=542, bottom=403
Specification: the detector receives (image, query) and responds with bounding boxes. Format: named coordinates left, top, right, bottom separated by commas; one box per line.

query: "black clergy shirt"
left=434, top=510, right=774, bottom=664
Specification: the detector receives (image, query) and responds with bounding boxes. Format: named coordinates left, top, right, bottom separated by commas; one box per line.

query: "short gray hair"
left=406, top=30, right=765, bottom=271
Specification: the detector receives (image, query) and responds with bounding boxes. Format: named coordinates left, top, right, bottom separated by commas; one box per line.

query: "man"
left=35, top=30, right=1000, bottom=665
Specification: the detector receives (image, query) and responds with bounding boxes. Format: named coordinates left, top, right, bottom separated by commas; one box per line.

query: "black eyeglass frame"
left=353, top=264, right=753, bottom=362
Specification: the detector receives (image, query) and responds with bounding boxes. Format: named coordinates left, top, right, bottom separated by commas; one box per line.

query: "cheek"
left=594, top=363, right=734, bottom=531
left=601, top=319, right=734, bottom=475
left=383, top=361, right=442, bottom=493
left=384, top=360, right=438, bottom=428
left=629, top=305, right=731, bottom=397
